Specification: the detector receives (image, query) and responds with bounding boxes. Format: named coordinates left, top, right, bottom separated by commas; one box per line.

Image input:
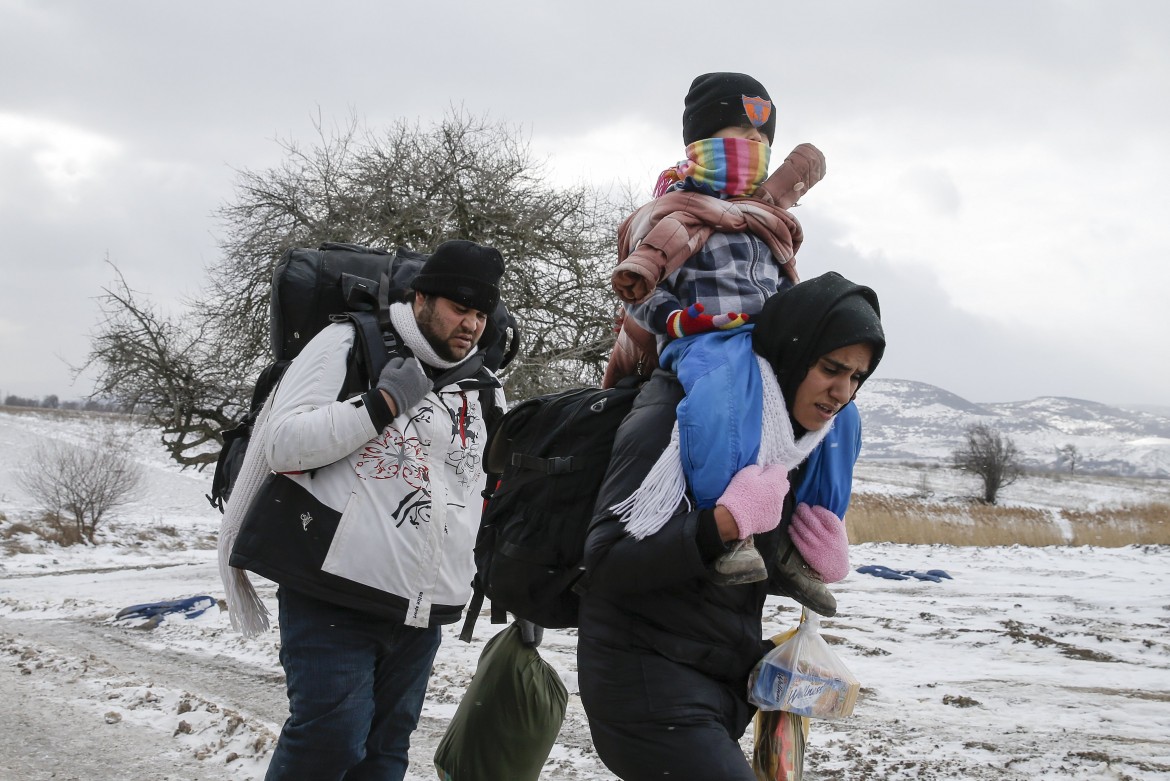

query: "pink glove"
left=665, top=303, right=750, bottom=339
left=789, top=503, right=850, bottom=582
left=717, top=464, right=790, bottom=539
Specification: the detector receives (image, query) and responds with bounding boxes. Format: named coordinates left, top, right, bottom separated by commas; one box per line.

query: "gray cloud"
left=2, top=0, right=1167, bottom=407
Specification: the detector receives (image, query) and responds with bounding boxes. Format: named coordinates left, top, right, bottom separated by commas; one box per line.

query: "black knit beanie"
left=682, top=72, right=777, bottom=146
left=411, top=240, right=505, bottom=314
left=751, top=272, right=885, bottom=404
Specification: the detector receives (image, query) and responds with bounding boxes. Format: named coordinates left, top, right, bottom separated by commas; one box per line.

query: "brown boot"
left=773, top=538, right=837, bottom=617
left=712, top=537, right=769, bottom=585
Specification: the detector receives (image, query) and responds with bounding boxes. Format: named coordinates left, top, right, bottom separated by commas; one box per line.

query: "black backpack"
left=207, top=242, right=520, bottom=511
left=459, top=378, right=643, bottom=640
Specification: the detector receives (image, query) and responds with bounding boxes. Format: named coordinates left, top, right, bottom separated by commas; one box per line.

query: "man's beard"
left=417, top=298, right=473, bottom=362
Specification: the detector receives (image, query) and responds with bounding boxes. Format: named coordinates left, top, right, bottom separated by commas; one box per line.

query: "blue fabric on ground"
left=901, top=570, right=943, bottom=582
left=855, top=565, right=910, bottom=580
left=114, top=595, right=216, bottom=621
left=855, top=566, right=954, bottom=583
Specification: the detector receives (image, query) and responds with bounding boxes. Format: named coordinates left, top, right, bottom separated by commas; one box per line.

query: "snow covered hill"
left=857, top=379, right=1170, bottom=477
left=1, top=409, right=1167, bottom=780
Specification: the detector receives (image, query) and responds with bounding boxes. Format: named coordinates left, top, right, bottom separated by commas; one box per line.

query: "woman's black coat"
left=578, top=369, right=798, bottom=687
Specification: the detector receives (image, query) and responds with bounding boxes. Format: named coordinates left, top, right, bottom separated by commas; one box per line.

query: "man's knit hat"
left=411, top=239, right=505, bottom=314
left=682, top=72, right=776, bottom=146
left=752, top=272, right=885, bottom=404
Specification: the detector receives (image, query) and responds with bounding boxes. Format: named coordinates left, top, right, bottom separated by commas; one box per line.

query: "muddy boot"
left=773, top=538, right=837, bottom=617
left=712, top=537, right=769, bottom=585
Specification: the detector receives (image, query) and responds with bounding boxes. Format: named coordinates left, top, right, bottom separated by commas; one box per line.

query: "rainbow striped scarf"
left=653, top=137, right=772, bottom=198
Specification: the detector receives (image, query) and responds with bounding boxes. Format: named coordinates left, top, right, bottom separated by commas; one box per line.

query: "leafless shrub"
left=951, top=424, right=1023, bottom=504
left=1055, top=443, right=1082, bottom=475
left=15, top=436, right=145, bottom=545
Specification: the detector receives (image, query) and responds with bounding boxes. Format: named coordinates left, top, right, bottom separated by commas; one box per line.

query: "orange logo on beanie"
left=742, top=95, right=772, bottom=127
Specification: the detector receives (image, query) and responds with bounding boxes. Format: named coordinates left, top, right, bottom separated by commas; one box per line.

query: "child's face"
left=713, top=125, right=770, bottom=146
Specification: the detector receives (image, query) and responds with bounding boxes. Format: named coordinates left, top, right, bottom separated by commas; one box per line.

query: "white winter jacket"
left=263, top=322, right=502, bottom=627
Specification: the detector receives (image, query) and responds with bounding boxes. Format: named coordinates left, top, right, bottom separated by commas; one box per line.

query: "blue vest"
left=662, top=328, right=860, bottom=516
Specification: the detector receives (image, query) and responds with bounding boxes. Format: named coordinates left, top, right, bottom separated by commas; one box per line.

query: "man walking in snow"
left=230, top=240, right=507, bottom=781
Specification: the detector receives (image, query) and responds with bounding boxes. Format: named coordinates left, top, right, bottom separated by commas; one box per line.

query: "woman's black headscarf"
left=751, top=272, right=886, bottom=405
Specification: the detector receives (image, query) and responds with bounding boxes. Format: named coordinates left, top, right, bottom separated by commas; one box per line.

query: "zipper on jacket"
left=458, top=392, right=468, bottom=447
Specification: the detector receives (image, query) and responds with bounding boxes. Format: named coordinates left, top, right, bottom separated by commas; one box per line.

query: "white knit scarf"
left=615, top=354, right=833, bottom=539
left=389, top=300, right=476, bottom=371
left=216, top=392, right=275, bottom=637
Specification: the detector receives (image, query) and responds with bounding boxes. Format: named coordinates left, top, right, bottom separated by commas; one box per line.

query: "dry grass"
left=847, top=494, right=1170, bottom=547
left=34, top=513, right=85, bottom=547
left=1, top=520, right=38, bottom=554
left=0, top=521, right=33, bottom=539
left=1063, top=504, right=1170, bottom=546
left=0, top=513, right=83, bottom=552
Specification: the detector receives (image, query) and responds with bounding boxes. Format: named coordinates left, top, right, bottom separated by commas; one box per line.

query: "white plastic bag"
left=748, top=611, right=859, bottom=719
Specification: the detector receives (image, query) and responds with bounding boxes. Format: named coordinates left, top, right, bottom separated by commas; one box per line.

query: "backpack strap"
left=207, top=359, right=291, bottom=512
left=458, top=588, right=486, bottom=642
left=458, top=583, right=510, bottom=641
left=457, top=388, right=507, bottom=644
left=377, top=270, right=394, bottom=332
left=498, top=310, right=522, bottom=371
left=342, top=310, right=392, bottom=381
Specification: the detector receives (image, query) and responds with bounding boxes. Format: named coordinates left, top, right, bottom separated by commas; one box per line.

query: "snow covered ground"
left=1, top=409, right=1168, bottom=780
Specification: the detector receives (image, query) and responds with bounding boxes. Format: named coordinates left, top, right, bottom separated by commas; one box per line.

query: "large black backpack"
left=459, top=378, right=643, bottom=640
left=207, top=242, right=520, bottom=511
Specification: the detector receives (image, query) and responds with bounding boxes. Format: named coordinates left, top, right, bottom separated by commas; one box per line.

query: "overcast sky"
left=2, top=0, right=1167, bottom=408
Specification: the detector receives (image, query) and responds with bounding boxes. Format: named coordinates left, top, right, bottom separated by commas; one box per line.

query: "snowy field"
left=1, top=409, right=1168, bottom=781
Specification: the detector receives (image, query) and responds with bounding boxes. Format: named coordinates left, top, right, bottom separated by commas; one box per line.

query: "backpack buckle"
left=511, top=453, right=575, bottom=475
left=545, top=456, right=575, bottom=475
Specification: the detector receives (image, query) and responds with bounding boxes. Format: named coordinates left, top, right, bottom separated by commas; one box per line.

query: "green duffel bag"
left=435, top=622, right=568, bottom=781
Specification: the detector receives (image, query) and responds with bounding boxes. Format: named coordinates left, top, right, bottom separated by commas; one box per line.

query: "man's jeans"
left=264, top=588, right=442, bottom=781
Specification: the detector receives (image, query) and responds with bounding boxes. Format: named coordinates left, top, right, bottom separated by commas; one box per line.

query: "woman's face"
left=791, top=343, right=874, bottom=431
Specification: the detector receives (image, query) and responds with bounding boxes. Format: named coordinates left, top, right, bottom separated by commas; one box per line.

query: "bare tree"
left=82, top=110, right=623, bottom=467
left=1055, top=443, right=1081, bottom=475
left=84, top=264, right=244, bottom=467
left=952, top=424, right=1022, bottom=504
left=17, top=433, right=145, bottom=544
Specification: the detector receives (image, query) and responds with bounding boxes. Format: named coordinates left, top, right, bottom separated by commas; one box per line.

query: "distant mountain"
left=856, top=379, right=1170, bottom=477
left=1122, top=402, right=1170, bottom=419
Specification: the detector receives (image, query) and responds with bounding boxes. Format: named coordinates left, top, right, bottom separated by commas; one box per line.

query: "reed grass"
left=846, top=494, right=1170, bottom=547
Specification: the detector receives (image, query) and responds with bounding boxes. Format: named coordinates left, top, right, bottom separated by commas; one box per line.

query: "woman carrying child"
left=578, top=272, right=885, bottom=780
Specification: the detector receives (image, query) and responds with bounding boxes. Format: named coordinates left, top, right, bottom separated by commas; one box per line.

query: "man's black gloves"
left=377, top=356, right=430, bottom=415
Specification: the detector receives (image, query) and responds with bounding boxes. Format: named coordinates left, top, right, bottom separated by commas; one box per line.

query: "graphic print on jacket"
left=443, top=392, right=485, bottom=494
left=318, top=390, right=488, bottom=626
left=351, top=393, right=486, bottom=526
left=355, top=404, right=434, bottom=530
